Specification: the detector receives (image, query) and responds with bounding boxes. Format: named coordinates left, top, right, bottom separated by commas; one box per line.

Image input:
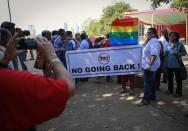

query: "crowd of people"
left=138, top=27, right=187, bottom=106
left=0, top=21, right=187, bottom=130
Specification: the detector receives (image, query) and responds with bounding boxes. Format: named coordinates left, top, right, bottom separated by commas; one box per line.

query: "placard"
left=66, top=45, right=142, bottom=78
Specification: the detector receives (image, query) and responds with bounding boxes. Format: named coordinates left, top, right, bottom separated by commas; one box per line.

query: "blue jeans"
left=12, top=57, right=19, bottom=70
left=56, top=50, right=67, bottom=69
left=19, top=53, right=28, bottom=70
left=143, top=69, right=157, bottom=101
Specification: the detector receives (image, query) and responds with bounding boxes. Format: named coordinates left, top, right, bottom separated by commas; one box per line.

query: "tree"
left=170, top=0, right=188, bottom=9
left=82, top=2, right=136, bottom=36
left=147, top=0, right=171, bottom=9
left=147, top=0, right=188, bottom=9
left=82, top=18, right=101, bottom=36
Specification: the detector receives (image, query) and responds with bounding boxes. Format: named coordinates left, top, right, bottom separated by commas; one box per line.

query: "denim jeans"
left=143, top=69, right=157, bottom=101
left=12, top=57, right=19, bottom=70
left=19, top=53, right=28, bottom=70
left=55, top=50, right=67, bottom=69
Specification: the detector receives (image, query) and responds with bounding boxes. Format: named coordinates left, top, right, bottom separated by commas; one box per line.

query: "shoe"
left=120, top=89, right=126, bottom=94
left=184, top=114, right=188, bottom=118
left=150, top=97, right=156, bottom=101
left=161, top=80, right=167, bottom=83
left=29, top=58, right=34, bottom=61
left=173, top=93, right=182, bottom=97
left=137, top=100, right=150, bottom=106
left=165, top=91, right=173, bottom=95
left=106, top=79, right=114, bottom=82
left=156, top=88, right=161, bottom=92
left=129, top=90, right=135, bottom=95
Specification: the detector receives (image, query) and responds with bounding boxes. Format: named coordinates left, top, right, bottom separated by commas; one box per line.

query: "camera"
left=17, top=38, right=37, bottom=50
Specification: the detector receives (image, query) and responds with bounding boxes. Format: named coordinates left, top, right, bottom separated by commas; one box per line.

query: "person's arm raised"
left=36, top=36, right=75, bottom=98
left=0, top=33, right=24, bottom=66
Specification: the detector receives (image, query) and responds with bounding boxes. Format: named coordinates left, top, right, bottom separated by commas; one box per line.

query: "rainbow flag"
left=110, top=17, right=139, bottom=46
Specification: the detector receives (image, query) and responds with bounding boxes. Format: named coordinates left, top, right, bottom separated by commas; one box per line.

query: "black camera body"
left=17, top=38, right=37, bottom=50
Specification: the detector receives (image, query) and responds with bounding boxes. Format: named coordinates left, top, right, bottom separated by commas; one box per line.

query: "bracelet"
left=48, top=58, right=62, bottom=68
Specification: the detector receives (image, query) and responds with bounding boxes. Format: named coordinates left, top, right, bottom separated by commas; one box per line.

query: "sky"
left=0, top=0, right=170, bottom=34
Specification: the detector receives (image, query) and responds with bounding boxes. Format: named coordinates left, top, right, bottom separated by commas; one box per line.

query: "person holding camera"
left=34, top=30, right=53, bottom=77
left=0, top=33, right=75, bottom=130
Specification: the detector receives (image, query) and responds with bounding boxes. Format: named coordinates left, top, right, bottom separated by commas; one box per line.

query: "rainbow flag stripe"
left=110, top=32, right=138, bottom=38
left=110, top=18, right=139, bottom=46
left=110, top=26, right=138, bottom=32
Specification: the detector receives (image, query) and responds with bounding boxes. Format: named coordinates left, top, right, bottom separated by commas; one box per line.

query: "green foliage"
left=82, top=2, right=136, bottom=36
left=170, top=0, right=188, bottom=9
left=147, top=0, right=172, bottom=9
left=147, top=0, right=188, bottom=9
left=82, top=18, right=101, bottom=36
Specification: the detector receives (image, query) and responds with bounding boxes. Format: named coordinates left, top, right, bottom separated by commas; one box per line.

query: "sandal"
left=120, top=89, right=126, bottom=94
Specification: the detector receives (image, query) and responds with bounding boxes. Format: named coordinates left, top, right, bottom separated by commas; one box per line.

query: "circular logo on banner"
left=98, top=53, right=110, bottom=65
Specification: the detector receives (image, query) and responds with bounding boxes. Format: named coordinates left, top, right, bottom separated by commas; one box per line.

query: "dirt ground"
left=23, top=58, right=188, bottom=131
left=36, top=76, right=188, bottom=131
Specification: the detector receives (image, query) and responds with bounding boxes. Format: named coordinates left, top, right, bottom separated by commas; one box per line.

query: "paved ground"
left=23, top=56, right=188, bottom=131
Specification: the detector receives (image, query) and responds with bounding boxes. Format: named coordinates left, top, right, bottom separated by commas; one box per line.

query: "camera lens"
left=17, top=38, right=37, bottom=50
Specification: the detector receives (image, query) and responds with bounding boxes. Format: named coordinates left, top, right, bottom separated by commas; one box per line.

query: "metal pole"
left=151, top=14, right=154, bottom=27
left=7, top=0, right=12, bottom=22
left=186, top=11, right=188, bottom=45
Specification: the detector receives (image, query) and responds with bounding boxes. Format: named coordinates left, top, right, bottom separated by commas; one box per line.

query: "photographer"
left=0, top=33, right=75, bottom=130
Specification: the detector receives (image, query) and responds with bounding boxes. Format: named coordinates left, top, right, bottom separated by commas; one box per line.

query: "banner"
left=66, top=45, right=142, bottom=78
left=110, top=17, right=139, bottom=46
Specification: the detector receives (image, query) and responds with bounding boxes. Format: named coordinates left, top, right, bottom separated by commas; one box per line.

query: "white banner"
left=66, top=45, right=142, bottom=78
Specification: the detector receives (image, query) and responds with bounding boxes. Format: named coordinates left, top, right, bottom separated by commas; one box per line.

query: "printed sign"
left=66, top=45, right=142, bottom=78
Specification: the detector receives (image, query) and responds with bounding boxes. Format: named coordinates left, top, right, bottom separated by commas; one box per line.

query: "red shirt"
left=103, top=40, right=110, bottom=47
left=0, top=69, right=69, bottom=130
